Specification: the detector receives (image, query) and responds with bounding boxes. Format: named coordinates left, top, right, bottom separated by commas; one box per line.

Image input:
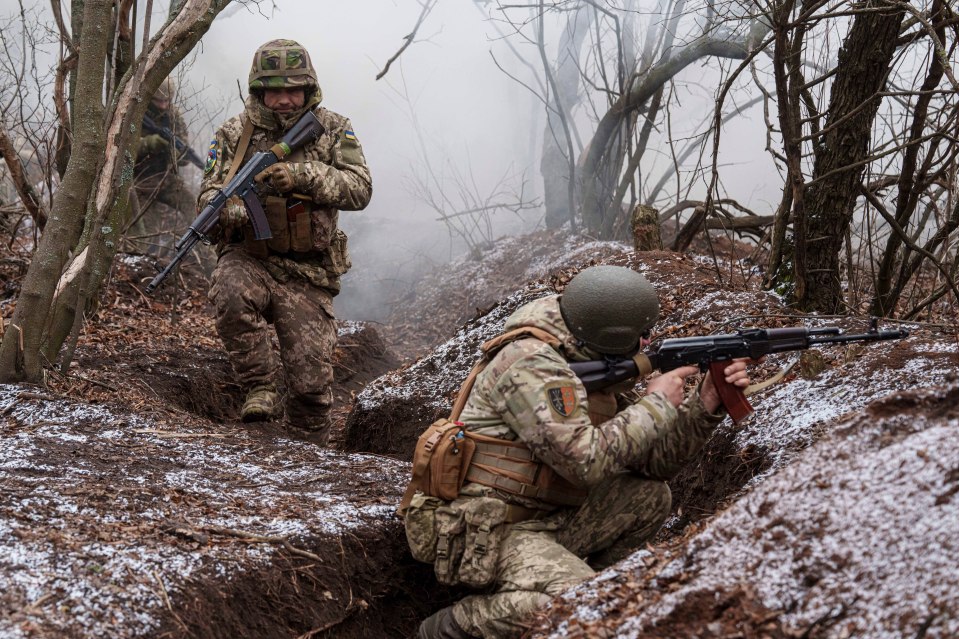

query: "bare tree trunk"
left=871, top=0, right=946, bottom=315
left=579, top=35, right=748, bottom=235
left=0, top=0, right=230, bottom=383
left=0, top=0, right=112, bottom=382
left=794, top=2, right=905, bottom=313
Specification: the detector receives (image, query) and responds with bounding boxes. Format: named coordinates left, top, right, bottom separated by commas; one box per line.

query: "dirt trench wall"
left=531, top=382, right=959, bottom=639
left=0, top=389, right=453, bottom=639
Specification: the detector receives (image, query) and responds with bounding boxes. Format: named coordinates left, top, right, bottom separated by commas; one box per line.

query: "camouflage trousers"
left=449, top=474, right=671, bottom=639
left=209, top=248, right=337, bottom=439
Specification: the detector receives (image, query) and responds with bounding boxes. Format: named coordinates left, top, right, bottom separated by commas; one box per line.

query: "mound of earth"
left=344, top=249, right=782, bottom=460
left=530, top=382, right=959, bottom=638
left=0, top=253, right=433, bottom=638
left=381, top=229, right=632, bottom=360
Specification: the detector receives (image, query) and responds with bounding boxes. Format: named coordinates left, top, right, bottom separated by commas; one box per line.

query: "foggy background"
left=0, top=0, right=785, bottom=321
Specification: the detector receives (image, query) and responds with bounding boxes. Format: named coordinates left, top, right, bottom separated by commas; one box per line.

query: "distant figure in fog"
left=198, top=39, right=372, bottom=443
left=130, top=79, right=198, bottom=259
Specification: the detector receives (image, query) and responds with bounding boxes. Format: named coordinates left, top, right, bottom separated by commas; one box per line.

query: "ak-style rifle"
left=146, top=111, right=324, bottom=294
left=569, top=320, right=909, bottom=422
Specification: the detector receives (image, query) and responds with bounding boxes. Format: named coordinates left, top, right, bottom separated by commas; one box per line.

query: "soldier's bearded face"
left=263, top=88, right=306, bottom=114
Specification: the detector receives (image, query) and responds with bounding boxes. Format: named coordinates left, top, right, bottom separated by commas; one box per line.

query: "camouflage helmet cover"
left=559, top=265, right=660, bottom=355
left=248, top=39, right=318, bottom=91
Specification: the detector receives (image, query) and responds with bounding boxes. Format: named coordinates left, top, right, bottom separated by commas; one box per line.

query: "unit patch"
left=204, top=139, right=218, bottom=175
left=546, top=384, right=578, bottom=418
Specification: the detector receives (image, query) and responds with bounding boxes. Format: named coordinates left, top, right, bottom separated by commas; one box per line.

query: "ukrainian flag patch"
left=344, top=130, right=357, bottom=142
left=204, top=139, right=218, bottom=175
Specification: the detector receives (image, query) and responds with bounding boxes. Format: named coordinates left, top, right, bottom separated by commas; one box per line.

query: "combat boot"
left=417, top=606, right=478, bottom=639
left=240, top=384, right=278, bottom=422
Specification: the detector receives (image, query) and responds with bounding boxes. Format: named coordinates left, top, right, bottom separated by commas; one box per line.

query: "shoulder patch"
left=204, top=139, right=217, bottom=175
left=545, top=382, right=578, bottom=418
left=343, top=129, right=357, bottom=142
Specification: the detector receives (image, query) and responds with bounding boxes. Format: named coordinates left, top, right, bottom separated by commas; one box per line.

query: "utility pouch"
left=288, top=199, right=313, bottom=253
left=265, top=196, right=290, bottom=254
left=429, top=421, right=475, bottom=500
left=399, top=418, right=476, bottom=516
left=458, top=497, right=509, bottom=588
left=323, top=229, right=352, bottom=277
left=433, top=505, right=466, bottom=585
left=404, top=492, right=444, bottom=563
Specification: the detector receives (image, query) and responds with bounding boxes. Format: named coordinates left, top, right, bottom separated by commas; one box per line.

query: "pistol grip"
left=709, top=360, right=753, bottom=423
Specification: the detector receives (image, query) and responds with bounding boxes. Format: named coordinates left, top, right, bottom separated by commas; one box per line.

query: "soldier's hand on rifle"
left=219, top=195, right=247, bottom=232
left=255, top=163, right=305, bottom=193
left=700, top=358, right=754, bottom=415
left=139, top=134, right=169, bottom=154
left=646, top=365, right=700, bottom=407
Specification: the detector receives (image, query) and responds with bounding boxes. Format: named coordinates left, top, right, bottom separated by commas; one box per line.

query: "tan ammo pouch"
left=465, top=432, right=587, bottom=507
left=243, top=196, right=315, bottom=256
left=414, top=418, right=476, bottom=502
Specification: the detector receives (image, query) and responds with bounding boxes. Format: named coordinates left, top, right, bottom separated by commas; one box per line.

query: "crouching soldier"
left=400, top=265, right=754, bottom=638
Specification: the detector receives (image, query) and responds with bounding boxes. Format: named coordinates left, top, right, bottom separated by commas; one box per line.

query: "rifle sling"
left=744, top=359, right=797, bottom=397
left=221, top=116, right=255, bottom=186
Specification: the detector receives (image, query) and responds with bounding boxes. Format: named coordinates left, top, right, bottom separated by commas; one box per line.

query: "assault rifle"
left=145, top=111, right=325, bottom=294
left=142, top=114, right=205, bottom=170
left=569, top=320, right=909, bottom=423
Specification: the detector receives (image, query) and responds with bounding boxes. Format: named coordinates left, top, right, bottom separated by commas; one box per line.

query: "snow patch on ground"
left=0, top=386, right=407, bottom=638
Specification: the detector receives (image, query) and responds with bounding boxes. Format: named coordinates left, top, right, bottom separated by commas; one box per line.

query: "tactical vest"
left=399, top=326, right=619, bottom=518
left=225, top=115, right=351, bottom=274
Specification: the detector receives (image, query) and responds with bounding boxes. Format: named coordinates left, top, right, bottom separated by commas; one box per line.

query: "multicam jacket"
left=198, top=90, right=372, bottom=291
left=457, top=294, right=725, bottom=511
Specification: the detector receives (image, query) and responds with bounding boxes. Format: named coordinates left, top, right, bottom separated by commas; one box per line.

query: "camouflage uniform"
left=200, top=40, right=372, bottom=439
left=405, top=295, right=725, bottom=638
left=130, top=85, right=198, bottom=258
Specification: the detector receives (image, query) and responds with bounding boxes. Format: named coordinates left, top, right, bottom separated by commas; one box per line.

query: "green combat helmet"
left=248, top=39, right=318, bottom=92
left=559, top=265, right=660, bottom=355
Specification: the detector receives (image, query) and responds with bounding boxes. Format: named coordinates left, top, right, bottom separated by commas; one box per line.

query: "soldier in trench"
left=129, top=79, right=199, bottom=259
left=402, top=265, right=755, bottom=639
left=198, top=39, right=372, bottom=442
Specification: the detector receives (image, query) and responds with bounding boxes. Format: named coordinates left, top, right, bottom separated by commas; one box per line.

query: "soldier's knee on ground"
left=417, top=606, right=478, bottom=639
left=285, top=401, right=332, bottom=445
left=453, top=591, right=552, bottom=639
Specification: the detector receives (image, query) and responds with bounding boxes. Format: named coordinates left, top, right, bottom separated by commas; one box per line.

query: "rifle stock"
left=570, top=322, right=910, bottom=423
left=145, top=111, right=325, bottom=294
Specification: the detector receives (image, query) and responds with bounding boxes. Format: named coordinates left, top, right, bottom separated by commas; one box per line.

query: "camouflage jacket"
left=136, top=103, right=190, bottom=180
left=199, top=92, right=372, bottom=286
left=458, top=295, right=725, bottom=510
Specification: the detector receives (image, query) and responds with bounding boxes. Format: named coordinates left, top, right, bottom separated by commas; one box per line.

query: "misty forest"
left=0, top=0, right=956, bottom=637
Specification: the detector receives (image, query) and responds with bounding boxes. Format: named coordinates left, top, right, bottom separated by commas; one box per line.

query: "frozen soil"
left=1, top=237, right=956, bottom=639
left=0, top=256, right=433, bottom=639
left=354, top=242, right=959, bottom=638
